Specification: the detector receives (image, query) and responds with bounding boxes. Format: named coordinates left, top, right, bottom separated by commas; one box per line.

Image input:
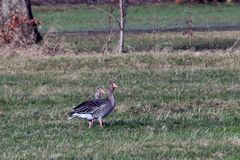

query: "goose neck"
left=108, top=88, right=115, bottom=106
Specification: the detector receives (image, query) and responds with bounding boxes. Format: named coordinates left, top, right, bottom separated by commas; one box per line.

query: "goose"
left=67, top=87, right=105, bottom=127
left=95, top=87, right=105, bottom=99
left=68, top=81, right=118, bottom=128
left=84, top=87, right=106, bottom=126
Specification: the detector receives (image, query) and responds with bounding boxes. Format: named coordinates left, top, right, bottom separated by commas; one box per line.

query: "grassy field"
left=32, top=3, right=240, bottom=52
left=0, top=51, right=240, bottom=159
left=63, top=31, right=240, bottom=52
left=33, top=3, right=240, bottom=32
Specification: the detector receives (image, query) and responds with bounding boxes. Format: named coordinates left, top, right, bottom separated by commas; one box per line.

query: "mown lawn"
left=0, top=51, right=240, bottom=159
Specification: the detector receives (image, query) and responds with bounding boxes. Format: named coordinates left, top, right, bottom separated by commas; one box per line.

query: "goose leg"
left=88, top=120, right=93, bottom=128
left=98, top=118, right=103, bottom=128
left=90, top=120, right=94, bottom=127
left=87, top=120, right=91, bottom=128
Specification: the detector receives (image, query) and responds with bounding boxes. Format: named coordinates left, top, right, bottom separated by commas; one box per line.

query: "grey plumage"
left=68, top=81, right=118, bottom=128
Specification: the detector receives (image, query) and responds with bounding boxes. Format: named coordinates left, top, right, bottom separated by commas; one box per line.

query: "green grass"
left=33, top=3, right=240, bottom=32
left=61, top=31, right=240, bottom=52
left=0, top=52, right=240, bottom=159
left=32, top=3, right=240, bottom=52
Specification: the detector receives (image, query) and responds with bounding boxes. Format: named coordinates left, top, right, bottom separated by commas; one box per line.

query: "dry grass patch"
left=0, top=50, right=239, bottom=159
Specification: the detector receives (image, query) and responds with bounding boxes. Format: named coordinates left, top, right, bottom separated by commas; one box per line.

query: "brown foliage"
left=0, top=13, right=40, bottom=47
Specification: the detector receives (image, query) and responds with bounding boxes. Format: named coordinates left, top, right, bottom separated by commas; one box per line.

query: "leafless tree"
left=88, top=0, right=127, bottom=53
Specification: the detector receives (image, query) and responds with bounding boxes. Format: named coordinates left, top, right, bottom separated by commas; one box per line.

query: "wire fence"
left=33, top=2, right=240, bottom=52
left=34, top=2, right=240, bottom=33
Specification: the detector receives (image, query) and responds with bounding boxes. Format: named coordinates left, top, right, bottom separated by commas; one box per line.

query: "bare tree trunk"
left=118, top=0, right=126, bottom=53
left=0, top=0, right=42, bottom=47
left=25, top=0, right=42, bottom=42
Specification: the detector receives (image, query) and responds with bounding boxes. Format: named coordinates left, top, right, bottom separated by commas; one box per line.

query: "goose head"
left=109, top=81, right=118, bottom=91
left=95, top=87, right=106, bottom=99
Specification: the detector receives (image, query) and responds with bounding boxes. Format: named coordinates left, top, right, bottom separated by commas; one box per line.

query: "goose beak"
left=113, top=83, right=118, bottom=88
left=97, top=87, right=106, bottom=94
left=101, top=89, right=106, bottom=94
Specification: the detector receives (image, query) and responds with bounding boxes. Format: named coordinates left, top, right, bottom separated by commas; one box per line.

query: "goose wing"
left=73, top=99, right=107, bottom=114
